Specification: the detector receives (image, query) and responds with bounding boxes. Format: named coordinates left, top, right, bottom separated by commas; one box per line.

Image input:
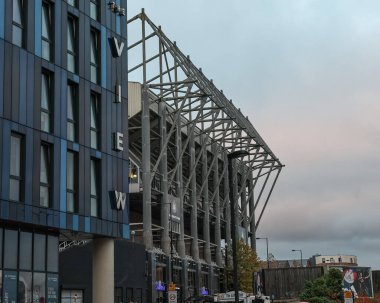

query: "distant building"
left=309, top=254, right=358, bottom=267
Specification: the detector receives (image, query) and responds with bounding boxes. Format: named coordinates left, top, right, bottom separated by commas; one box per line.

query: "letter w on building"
left=114, top=191, right=126, bottom=210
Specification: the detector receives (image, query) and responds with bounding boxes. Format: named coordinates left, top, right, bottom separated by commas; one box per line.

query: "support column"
left=241, top=174, right=249, bottom=243
left=189, top=129, right=199, bottom=261
left=213, top=144, right=222, bottom=267
left=202, top=135, right=211, bottom=264
left=142, top=85, right=153, bottom=249
left=93, top=239, right=114, bottom=303
left=248, top=171, right=256, bottom=250
left=177, top=118, right=186, bottom=258
left=224, top=153, right=231, bottom=247
left=160, top=100, right=170, bottom=255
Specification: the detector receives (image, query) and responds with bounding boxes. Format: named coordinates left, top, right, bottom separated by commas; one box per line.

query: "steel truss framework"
left=127, top=11, right=283, bottom=268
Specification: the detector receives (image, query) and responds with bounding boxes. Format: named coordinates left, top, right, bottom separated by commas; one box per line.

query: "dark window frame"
left=66, top=150, right=78, bottom=213
left=90, top=28, right=100, bottom=84
left=90, top=158, right=100, bottom=217
left=12, top=0, right=26, bottom=47
left=40, top=142, right=53, bottom=208
left=9, top=132, right=25, bottom=202
left=67, top=14, right=78, bottom=73
left=90, top=0, right=99, bottom=21
left=42, top=0, right=54, bottom=61
left=67, top=81, right=78, bottom=142
left=90, top=92, right=100, bottom=150
left=41, top=70, right=53, bottom=133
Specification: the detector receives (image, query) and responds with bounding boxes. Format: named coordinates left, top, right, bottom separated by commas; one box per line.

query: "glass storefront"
left=0, top=228, right=59, bottom=303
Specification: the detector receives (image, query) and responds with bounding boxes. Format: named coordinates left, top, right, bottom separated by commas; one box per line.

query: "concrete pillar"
left=224, top=153, right=231, bottom=247
left=142, top=86, right=153, bottom=249
left=248, top=171, right=256, bottom=250
left=177, top=118, right=186, bottom=258
left=93, top=238, right=114, bottom=303
left=241, top=175, right=249, bottom=243
left=202, top=135, right=211, bottom=264
left=190, top=130, right=199, bottom=261
left=160, top=100, right=170, bottom=255
left=213, top=144, right=222, bottom=267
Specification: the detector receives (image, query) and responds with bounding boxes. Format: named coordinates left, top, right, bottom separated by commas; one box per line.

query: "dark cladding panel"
left=3, top=42, right=12, bottom=119
left=24, top=127, right=34, bottom=208
left=26, top=52, right=35, bottom=127
left=54, top=1, right=62, bottom=66
left=0, top=40, right=4, bottom=117
left=19, top=49, right=27, bottom=124
left=11, top=45, right=20, bottom=122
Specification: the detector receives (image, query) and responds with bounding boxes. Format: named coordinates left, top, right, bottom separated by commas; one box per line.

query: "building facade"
left=0, top=1, right=129, bottom=302
left=309, top=254, right=358, bottom=267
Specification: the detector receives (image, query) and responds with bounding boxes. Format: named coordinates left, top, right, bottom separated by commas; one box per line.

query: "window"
left=322, top=258, right=325, bottom=263
left=61, top=290, right=83, bottom=303
left=67, top=0, right=76, bottom=7
left=12, top=0, right=25, bottom=47
left=41, top=71, right=53, bottom=133
left=115, top=287, right=123, bottom=303
left=90, top=159, right=100, bottom=217
left=40, top=143, right=52, bottom=208
left=90, top=0, right=99, bottom=21
left=90, top=93, right=100, bottom=149
left=330, top=258, right=334, bottom=263
left=90, top=28, right=100, bottom=84
left=67, top=82, right=77, bottom=141
left=9, top=133, right=24, bottom=202
left=42, top=1, right=53, bottom=61
left=67, top=151, right=78, bottom=213
left=67, top=15, right=77, bottom=73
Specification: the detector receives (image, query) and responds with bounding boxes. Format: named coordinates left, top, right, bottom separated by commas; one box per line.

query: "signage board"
left=168, top=291, right=177, bottom=303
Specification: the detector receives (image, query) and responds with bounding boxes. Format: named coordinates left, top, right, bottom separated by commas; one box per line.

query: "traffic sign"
left=168, top=291, right=177, bottom=303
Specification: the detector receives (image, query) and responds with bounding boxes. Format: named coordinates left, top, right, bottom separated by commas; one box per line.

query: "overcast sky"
left=127, top=1, right=380, bottom=270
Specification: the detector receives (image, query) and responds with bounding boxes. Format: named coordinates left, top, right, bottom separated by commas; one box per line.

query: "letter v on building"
left=109, top=37, right=125, bottom=58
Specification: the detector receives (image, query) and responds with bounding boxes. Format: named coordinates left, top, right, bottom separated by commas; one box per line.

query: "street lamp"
left=291, top=249, right=303, bottom=267
left=228, top=150, right=249, bottom=303
left=256, top=237, right=269, bottom=269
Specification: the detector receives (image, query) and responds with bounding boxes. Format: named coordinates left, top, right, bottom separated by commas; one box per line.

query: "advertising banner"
left=341, top=267, right=373, bottom=298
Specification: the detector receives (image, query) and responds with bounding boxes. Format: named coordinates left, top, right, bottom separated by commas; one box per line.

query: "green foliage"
left=299, top=268, right=343, bottom=303
left=226, top=239, right=260, bottom=293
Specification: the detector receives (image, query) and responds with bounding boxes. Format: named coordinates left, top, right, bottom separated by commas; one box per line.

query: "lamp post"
left=256, top=237, right=269, bottom=269
left=228, top=150, right=249, bottom=303
left=291, top=249, right=303, bottom=267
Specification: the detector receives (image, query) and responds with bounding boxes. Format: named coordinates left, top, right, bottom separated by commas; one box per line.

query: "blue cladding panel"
left=116, top=0, right=121, bottom=35
left=73, top=214, right=78, bottom=231
left=35, top=0, right=42, bottom=57
left=0, top=1, right=4, bottom=38
left=85, top=217, right=90, bottom=233
left=60, top=212, right=66, bottom=229
left=60, top=139, right=67, bottom=212
left=101, top=26, right=107, bottom=88
left=122, top=224, right=130, bottom=239
left=72, top=74, right=79, bottom=83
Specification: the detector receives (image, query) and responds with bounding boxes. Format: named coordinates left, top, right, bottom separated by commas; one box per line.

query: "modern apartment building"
left=0, top=1, right=129, bottom=302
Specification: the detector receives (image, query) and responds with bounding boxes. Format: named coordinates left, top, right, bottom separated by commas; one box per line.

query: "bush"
left=299, top=268, right=343, bottom=303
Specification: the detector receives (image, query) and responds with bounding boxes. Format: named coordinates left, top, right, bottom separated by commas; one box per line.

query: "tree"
left=226, top=239, right=260, bottom=293
left=299, top=268, right=343, bottom=303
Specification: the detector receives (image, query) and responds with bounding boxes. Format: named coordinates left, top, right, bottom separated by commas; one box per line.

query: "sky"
left=127, top=1, right=380, bottom=270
